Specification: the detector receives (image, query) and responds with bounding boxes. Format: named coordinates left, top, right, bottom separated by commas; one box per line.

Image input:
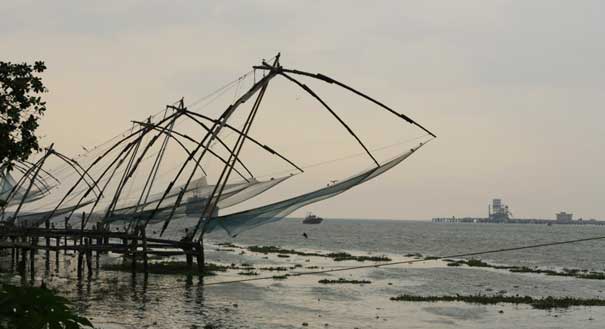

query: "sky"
left=2, top=1, right=604, bottom=220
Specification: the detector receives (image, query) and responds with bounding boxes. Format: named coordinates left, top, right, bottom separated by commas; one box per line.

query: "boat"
left=303, top=212, right=323, bottom=224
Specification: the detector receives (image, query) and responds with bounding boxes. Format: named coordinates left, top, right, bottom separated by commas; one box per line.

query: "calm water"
left=4, top=219, right=605, bottom=328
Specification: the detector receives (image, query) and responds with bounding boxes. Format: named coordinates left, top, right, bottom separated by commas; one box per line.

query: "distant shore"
left=432, top=217, right=605, bottom=225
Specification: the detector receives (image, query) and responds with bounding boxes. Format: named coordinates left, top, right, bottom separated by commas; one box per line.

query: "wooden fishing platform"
left=0, top=224, right=205, bottom=281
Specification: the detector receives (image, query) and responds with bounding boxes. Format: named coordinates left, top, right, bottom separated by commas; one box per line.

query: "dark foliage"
left=0, top=61, right=47, bottom=170
left=0, top=283, right=93, bottom=328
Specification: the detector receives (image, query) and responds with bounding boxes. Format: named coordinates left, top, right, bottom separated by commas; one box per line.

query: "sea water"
left=6, top=219, right=605, bottom=328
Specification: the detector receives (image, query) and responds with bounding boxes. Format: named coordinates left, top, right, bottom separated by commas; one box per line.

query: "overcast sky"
left=3, top=1, right=604, bottom=220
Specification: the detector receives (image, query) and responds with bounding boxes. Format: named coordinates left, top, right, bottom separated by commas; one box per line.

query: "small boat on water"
left=303, top=212, right=323, bottom=224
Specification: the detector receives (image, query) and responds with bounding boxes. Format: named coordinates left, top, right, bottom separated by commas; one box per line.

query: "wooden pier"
left=0, top=224, right=206, bottom=280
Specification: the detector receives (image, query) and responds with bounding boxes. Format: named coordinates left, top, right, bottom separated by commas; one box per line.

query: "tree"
left=0, top=61, right=48, bottom=170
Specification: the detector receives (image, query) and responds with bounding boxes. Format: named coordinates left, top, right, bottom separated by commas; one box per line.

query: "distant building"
left=489, top=198, right=511, bottom=222
left=556, top=212, right=573, bottom=222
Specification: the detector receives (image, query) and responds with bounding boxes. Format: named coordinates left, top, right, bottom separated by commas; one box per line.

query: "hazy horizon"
left=2, top=1, right=604, bottom=220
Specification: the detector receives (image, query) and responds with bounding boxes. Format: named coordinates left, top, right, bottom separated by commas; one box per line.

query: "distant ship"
left=302, top=212, right=323, bottom=224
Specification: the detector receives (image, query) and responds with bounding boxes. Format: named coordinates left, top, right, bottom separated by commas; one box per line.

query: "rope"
left=254, top=134, right=431, bottom=179
left=39, top=71, right=253, bottom=179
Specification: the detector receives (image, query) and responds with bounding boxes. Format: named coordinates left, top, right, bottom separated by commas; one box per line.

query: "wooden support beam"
left=30, top=239, right=35, bottom=282
left=19, top=245, right=26, bottom=275
left=86, top=238, right=92, bottom=279
left=196, top=240, right=205, bottom=282
left=77, top=253, right=83, bottom=279
left=55, top=236, right=59, bottom=271
left=142, top=228, right=148, bottom=278
left=131, top=234, right=138, bottom=276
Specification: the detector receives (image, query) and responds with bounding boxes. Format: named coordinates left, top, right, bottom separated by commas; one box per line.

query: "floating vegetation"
left=247, top=245, right=391, bottom=262
left=204, top=263, right=230, bottom=272
left=405, top=253, right=423, bottom=258
left=277, top=254, right=290, bottom=258
left=217, top=242, right=240, bottom=248
left=423, top=256, right=440, bottom=260
left=445, top=259, right=605, bottom=280
left=272, top=274, right=289, bottom=280
left=238, top=271, right=259, bottom=276
left=390, top=294, right=605, bottom=309
left=326, top=252, right=391, bottom=262
left=224, top=263, right=247, bottom=270
left=318, top=278, right=371, bottom=285
left=259, top=266, right=289, bottom=272
left=248, top=245, right=319, bottom=256
left=101, top=262, right=224, bottom=276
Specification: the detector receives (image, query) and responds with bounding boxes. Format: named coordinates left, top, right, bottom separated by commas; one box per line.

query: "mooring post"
left=11, top=240, right=15, bottom=270
left=45, top=221, right=50, bottom=270
left=19, top=244, right=26, bottom=276
left=95, top=230, right=100, bottom=270
left=131, top=229, right=138, bottom=276
left=77, top=241, right=83, bottom=279
left=185, top=236, right=193, bottom=269
left=78, top=212, right=85, bottom=257
left=141, top=227, right=148, bottom=277
left=15, top=242, right=20, bottom=271
left=86, top=238, right=92, bottom=278
left=30, top=237, right=36, bottom=281
left=80, top=212, right=85, bottom=232
left=105, top=223, right=110, bottom=248
left=44, top=237, right=50, bottom=272
left=55, top=235, right=60, bottom=271
left=196, top=240, right=205, bottom=281
left=64, top=217, right=68, bottom=255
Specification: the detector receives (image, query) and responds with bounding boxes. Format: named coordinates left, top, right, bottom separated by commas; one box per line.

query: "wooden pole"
left=86, top=238, right=92, bottom=278
left=30, top=238, right=35, bottom=282
left=45, top=222, right=50, bottom=271
left=141, top=227, right=148, bottom=277
left=81, top=212, right=85, bottom=232
left=186, top=244, right=193, bottom=269
left=11, top=241, right=15, bottom=270
left=105, top=223, right=110, bottom=247
left=64, top=217, right=68, bottom=255
left=131, top=229, right=138, bottom=276
left=196, top=239, right=205, bottom=281
left=77, top=246, right=83, bottom=279
left=19, top=244, right=26, bottom=275
left=95, top=228, right=100, bottom=270
left=15, top=243, right=20, bottom=271
left=55, top=235, right=60, bottom=271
